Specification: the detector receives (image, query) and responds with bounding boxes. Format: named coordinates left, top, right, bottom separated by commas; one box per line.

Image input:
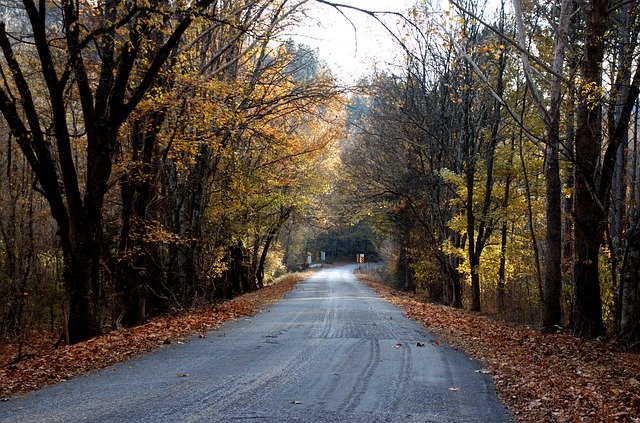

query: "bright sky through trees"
left=291, top=0, right=416, bottom=84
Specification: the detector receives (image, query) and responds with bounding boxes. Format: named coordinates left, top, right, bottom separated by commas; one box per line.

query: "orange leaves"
left=0, top=272, right=308, bottom=400
left=359, top=275, right=640, bottom=423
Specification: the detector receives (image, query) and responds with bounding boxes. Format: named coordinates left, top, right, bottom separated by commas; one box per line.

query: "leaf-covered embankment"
left=358, top=274, right=640, bottom=422
left=0, top=272, right=309, bottom=400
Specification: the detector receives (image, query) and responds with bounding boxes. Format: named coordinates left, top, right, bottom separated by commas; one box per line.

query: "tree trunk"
left=573, top=200, right=605, bottom=337
left=445, top=234, right=463, bottom=308
left=563, top=86, right=575, bottom=280
left=497, top=221, right=508, bottom=313
left=498, top=138, right=515, bottom=314
left=545, top=0, right=572, bottom=332
left=117, top=112, right=164, bottom=326
left=572, top=0, right=608, bottom=338
left=256, top=208, right=292, bottom=288
left=542, top=131, right=563, bottom=331
left=465, top=134, right=480, bottom=311
left=620, top=207, right=640, bottom=346
left=221, top=244, right=256, bottom=297
left=64, top=222, right=102, bottom=343
left=470, top=255, right=481, bottom=312
left=397, top=234, right=414, bottom=292
left=450, top=265, right=463, bottom=308
left=256, top=233, right=274, bottom=289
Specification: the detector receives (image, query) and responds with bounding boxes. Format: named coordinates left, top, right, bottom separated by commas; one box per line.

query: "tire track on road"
left=336, top=338, right=380, bottom=414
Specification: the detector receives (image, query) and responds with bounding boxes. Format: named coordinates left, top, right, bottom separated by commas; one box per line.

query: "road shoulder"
left=0, top=272, right=309, bottom=400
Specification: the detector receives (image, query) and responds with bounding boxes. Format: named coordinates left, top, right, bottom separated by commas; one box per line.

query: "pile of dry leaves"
left=0, top=272, right=308, bottom=400
left=358, top=274, right=640, bottom=422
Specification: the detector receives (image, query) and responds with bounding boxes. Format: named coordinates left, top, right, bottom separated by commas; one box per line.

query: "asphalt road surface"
left=0, top=266, right=513, bottom=422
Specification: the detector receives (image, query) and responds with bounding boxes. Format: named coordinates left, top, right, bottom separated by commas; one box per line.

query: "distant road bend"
left=0, top=266, right=513, bottom=422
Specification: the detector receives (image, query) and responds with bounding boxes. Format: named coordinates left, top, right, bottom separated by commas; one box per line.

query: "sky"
left=290, top=0, right=418, bottom=84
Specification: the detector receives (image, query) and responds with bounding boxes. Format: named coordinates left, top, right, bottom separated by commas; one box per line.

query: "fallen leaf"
left=357, top=275, right=640, bottom=423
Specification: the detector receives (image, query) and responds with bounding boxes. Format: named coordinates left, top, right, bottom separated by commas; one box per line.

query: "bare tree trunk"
left=540, top=0, right=571, bottom=330
left=466, top=159, right=480, bottom=311
left=498, top=138, right=514, bottom=313
left=448, top=233, right=463, bottom=308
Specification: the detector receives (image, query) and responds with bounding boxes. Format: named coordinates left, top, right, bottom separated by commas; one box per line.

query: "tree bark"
left=621, top=207, right=640, bottom=346
left=572, top=0, right=608, bottom=338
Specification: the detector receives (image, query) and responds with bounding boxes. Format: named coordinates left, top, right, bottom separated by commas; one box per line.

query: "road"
left=0, top=266, right=513, bottom=422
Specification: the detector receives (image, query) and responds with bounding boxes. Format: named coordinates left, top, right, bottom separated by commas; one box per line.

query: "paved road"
left=0, top=266, right=513, bottom=422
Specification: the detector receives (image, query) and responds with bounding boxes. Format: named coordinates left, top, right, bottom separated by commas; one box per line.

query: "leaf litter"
left=358, top=274, right=640, bottom=423
left=0, top=272, right=309, bottom=400
left=3, top=270, right=638, bottom=422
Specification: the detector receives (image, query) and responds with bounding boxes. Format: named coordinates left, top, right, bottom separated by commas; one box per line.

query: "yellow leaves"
left=174, top=52, right=191, bottom=71
left=121, top=30, right=344, bottom=252
left=438, top=168, right=466, bottom=194
left=129, top=217, right=187, bottom=246
left=446, top=213, right=467, bottom=234
left=164, top=139, right=202, bottom=170
left=474, top=42, right=504, bottom=61
left=454, top=16, right=466, bottom=26
left=578, top=79, right=605, bottom=110
left=442, top=239, right=467, bottom=261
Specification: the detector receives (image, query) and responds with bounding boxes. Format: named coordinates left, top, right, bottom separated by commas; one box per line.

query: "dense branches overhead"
left=0, top=0, right=344, bottom=343
left=341, top=0, right=640, bottom=343
left=3, top=0, right=640, bottom=349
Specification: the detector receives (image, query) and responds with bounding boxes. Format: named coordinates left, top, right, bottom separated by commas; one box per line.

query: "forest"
left=341, top=0, right=640, bottom=346
left=0, top=0, right=639, bottom=353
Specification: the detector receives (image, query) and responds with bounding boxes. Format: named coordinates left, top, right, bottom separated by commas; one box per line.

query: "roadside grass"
left=0, top=272, right=310, bottom=400
left=357, top=273, right=640, bottom=423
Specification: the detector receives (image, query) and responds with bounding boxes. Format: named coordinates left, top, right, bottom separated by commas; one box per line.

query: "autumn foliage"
left=336, top=0, right=640, bottom=347
left=0, top=1, right=344, bottom=343
left=0, top=273, right=308, bottom=400
left=359, top=274, right=640, bottom=422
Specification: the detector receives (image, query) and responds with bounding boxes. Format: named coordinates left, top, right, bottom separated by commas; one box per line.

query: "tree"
left=512, top=0, right=573, bottom=331
left=0, top=0, right=264, bottom=343
left=572, top=0, right=640, bottom=338
left=112, top=1, right=298, bottom=325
